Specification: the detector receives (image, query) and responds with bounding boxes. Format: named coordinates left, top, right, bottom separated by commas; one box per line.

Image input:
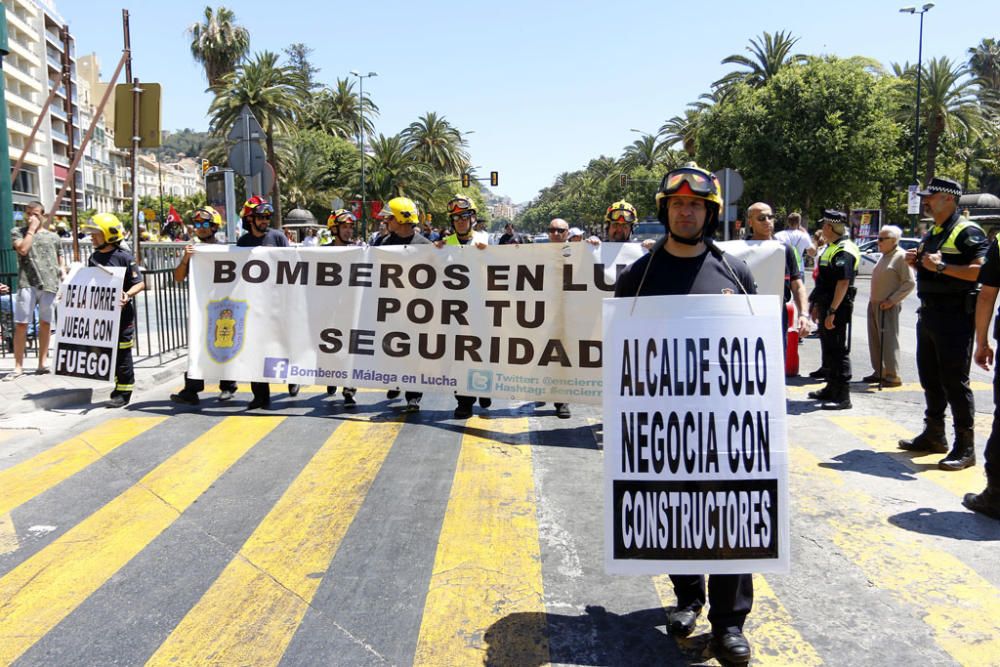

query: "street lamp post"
left=900, top=4, right=934, bottom=229
left=350, top=70, right=377, bottom=240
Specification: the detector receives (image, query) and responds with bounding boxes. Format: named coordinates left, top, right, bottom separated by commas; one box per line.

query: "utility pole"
left=0, top=11, right=15, bottom=276
left=61, top=26, right=78, bottom=234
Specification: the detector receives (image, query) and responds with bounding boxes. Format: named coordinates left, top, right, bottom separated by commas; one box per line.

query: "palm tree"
left=401, top=112, right=470, bottom=175
left=367, top=134, right=436, bottom=205
left=187, top=6, right=250, bottom=87
left=713, top=30, right=807, bottom=97
left=301, top=90, right=354, bottom=138
left=280, top=137, right=331, bottom=210
left=209, top=51, right=308, bottom=225
left=325, top=78, right=379, bottom=138
left=619, top=134, right=669, bottom=171
left=969, top=38, right=1000, bottom=92
left=919, top=57, right=982, bottom=181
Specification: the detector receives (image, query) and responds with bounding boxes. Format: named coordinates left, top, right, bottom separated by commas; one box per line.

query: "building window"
left=11, top=166, right=39, bottom=196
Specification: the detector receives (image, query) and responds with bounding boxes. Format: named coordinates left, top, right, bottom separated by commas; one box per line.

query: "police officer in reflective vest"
left=899, top=177, right=988, bottom=470
left=807, top=209, right=859, bottom=410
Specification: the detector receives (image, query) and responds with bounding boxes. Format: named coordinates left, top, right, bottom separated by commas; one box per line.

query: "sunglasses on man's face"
left=450, top=212, right=474, bottom=222
left=192, top=221, right=216, bottom=229
left=756, top=214, right=775, bottom=221
left=548, top=227, right=568, bottom=234
left=254, top=213, right=272, bottom=220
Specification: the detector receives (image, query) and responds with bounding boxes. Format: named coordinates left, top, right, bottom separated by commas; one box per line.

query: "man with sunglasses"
left=374, top=197, right=430, bottom=412
left=614, top=163, right=756, bottom=667
left=171, top=206, right=238, bottom=406
left=236, top=196, right=299, bottom=409
left=538, top=218, right=575, bottom=418
left=747, top=202, right=810, bottom=352
left=806, top=210, right=859, bottom=410
left=441, top=195, right=490, bottom=418
left=320, top=209, right=362, bottom=407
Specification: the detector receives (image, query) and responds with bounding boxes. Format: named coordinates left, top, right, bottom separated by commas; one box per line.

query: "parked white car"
left=856, top=237, right=920, bottom=276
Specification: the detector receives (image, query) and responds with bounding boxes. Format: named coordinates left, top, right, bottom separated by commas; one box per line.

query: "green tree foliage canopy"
left=697, top=56, right=902, bottom=215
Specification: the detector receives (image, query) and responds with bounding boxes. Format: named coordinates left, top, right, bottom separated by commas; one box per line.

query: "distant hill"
left=150, top=129, right=212, bottom=160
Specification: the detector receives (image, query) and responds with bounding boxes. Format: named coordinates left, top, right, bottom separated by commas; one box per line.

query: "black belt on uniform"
left=918, top=293, right=970, bottom=309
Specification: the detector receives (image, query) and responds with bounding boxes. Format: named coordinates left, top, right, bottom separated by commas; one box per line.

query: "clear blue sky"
left=63, top=0, right=999, bottom=203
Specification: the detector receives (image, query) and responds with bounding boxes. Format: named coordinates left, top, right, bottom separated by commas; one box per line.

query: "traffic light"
left=201, top=159, right=210, bottom=176
left=620, top=173, right=628, bottom=188
left=462, top=173, right=471, bottom=188
left=490, top=171, right=499, bottom=187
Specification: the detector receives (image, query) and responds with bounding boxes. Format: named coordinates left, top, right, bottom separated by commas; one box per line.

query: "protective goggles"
left=192, top=210, right=216, bottom=223
left=660, top=170, right=717, bottom=198
left=447, top=198, right=474, bottom=214
left=252, top=204, right=274, bottom=217
left=607, top=208, right=636, bottom=224
left=192, top=220, right=217, bottom=229
left=331, top=213, right=357, bottom=226
left=450, top=211, right=475, bottom=222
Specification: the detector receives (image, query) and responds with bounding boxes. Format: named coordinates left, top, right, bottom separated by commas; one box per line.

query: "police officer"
left=899, top=177, right=988, bottom=471
left=82, top=214, right=146, bottom=408
left=321, top=209, right=360, bottom=407
left=615, top=163, right=756, bottom=667
left=806, top=210, right=859, bottom=410
left=440, top=195, right=490, bottom=419
left=170, top=206, right=238, bottom=405
left=968, top=236, right=1000, bottom=519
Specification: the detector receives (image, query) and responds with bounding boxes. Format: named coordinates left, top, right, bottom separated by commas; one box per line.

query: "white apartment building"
left=5, top=0, right=203, bottom=224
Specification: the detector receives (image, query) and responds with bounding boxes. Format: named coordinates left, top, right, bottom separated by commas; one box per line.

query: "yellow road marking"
left=786, top=381, right=991, bottom=396
left=651, top=574, right=823, bottom=666
left=792, top=446, right=1000, bottom=665
left=146, top=419, right=403, bottom=666
left=414, top=416, right=548, bottom=666
left=826, top=415, right=981, bottom=497
left=0, top=514, right=16, bottom=556
left=0, top=417, right=166, bottom=517
left=0, top=416, right=284, bottom=665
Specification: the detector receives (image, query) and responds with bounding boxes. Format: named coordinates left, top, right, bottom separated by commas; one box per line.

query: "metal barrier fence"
left=0, top=242, right=190, bottom=363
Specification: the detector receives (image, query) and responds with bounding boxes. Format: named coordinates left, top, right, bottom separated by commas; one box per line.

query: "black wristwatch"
left=936, top=261, right=946, bottom=274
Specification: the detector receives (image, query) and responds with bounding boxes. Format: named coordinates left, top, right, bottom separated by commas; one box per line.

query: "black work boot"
left=963, top=481, right=1000, bottom=520
left=807, top=384, right=834, bottom=400
left=820, top=383, right=852, bottom=410
left=898, top=419, right=948, bottom=453
left=938, top=428, right=976, bottom=471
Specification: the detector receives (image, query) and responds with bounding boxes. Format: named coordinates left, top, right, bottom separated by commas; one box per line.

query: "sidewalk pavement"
left=0, top=350, right=188, bottom=419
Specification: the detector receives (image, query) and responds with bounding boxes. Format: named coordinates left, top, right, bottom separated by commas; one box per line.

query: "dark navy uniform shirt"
left=915, top=211, right=988, bottom=296
left=614, top=245, right=757, bottom=298
left=88, top=244, right=142, bottom=325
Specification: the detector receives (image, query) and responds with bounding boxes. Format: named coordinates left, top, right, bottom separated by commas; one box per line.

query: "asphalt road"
left=1, top=287, right=998, bottom=666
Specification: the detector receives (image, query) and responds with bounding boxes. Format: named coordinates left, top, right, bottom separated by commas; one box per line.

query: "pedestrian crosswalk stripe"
left=145, top=418, right=404, bottom=666
left=0, top=417, right=166, bottom=517
left=827, top=415, right=982, bottom=498
left=791, top=445, right=1000, bottom=666
left=0, top=416, right=284, bottom=665
left=0, top=513, right=16, bottom=557
left=414, top=415, right=548, bottom=666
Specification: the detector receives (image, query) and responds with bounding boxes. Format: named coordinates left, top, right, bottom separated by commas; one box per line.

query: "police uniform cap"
left=916, top=177, right=962, bottom=198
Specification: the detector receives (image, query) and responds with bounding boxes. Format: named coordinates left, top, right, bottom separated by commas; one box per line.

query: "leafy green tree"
left=713, top=30, right=807, bottom=98
left=697, top=56, right=902, bottom=217
left=279, top=129, right=360, bottom=218
left=188, top=6, right=250, bottom=87
left=283, top=43, right=320, bottom=91
left=208, top=51, right=308, bottom=225
left=969, top=38, right=1000, bottom=92
left=367, top=133, right=436, bottom=205
left=324, top=78, right=379, bottom=138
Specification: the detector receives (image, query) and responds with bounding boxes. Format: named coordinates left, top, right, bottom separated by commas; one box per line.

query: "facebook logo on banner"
left=263, top=357, right=289, bottom=379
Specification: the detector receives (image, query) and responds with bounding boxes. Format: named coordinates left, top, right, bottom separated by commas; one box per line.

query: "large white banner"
left=187, top=242, right=785, bottom=405
left=602, top=294, right=789, bottom=574
left=54, top=265, right=124, bottom=382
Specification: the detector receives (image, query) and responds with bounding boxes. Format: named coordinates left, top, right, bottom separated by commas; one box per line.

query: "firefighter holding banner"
left=614, top=163, right=756, bottom=667
left=82, top=213, right=146, bottom=408
left=440, top=195, right=490, bottom=418
left=806, top=209, right=859, bottom=411
left=321, top=208, right=360, bottom=407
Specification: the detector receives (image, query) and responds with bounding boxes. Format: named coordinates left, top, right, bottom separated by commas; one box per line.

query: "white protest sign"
left=185, top=242, right=785, bottom=404
left=54, top=265, right=124, bottom=382
left=602, top=294, right=789, bottom=575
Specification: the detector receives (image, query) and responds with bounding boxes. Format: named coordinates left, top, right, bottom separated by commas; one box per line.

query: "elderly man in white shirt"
left=865, top=224, right=916, bottom=387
